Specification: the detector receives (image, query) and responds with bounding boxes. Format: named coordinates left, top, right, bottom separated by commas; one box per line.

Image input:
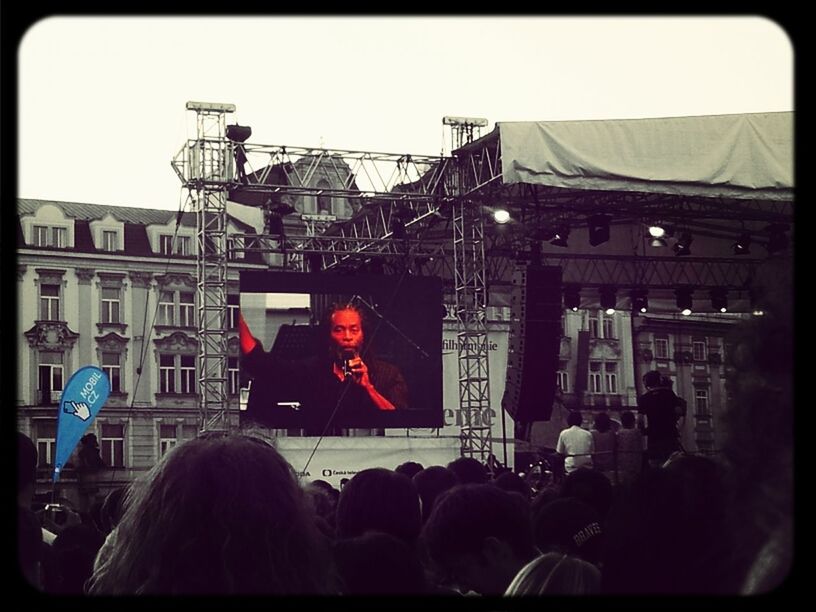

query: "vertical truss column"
left=452, top=199, right=492, bottom=463
left=190, top=105, right=231, bottom=433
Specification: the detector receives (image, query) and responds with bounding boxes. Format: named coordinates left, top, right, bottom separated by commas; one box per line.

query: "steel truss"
left=170, top=108, right=233, bottom=433
left=175, top=105, right=791, bottom=442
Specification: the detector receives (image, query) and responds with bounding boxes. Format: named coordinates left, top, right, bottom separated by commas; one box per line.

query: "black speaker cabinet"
left=501, top=265, right=562, bottom=422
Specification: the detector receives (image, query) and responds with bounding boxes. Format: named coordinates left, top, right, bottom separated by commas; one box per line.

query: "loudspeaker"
left=501, top=265, right=562, bottom=422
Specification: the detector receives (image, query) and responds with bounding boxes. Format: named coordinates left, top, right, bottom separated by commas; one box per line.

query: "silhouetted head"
left=447, top=456, right=489, bottom=485
left=566, top=411, right=583, bottom=427
left=87, top=433, right=333, bottom=595
left=336, top=468, right=421, bottom=544
left=422, top=484, right=537, bottom=595
left=413, top=465, right=459, bottom=524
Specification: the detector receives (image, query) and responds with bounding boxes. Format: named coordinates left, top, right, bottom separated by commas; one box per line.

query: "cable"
left=99, top=191, right=193, bottom=492
left=301, top=264, right=415, bottom=475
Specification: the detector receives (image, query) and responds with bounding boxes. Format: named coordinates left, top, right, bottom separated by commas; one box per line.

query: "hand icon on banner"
left=64, top=401, right=92, bottom=421
left=53, top=366, right=111, bottom=482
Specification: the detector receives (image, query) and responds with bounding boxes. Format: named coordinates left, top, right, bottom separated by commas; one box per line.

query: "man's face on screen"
left=330, top=309, right=364, bottom=355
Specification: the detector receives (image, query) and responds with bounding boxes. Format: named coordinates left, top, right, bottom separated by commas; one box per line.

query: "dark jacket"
left=242, top=345, right=408, bottom=432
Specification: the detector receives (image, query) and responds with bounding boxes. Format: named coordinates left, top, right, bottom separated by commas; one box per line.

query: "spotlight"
left=226, top=124, right=252, bottom=143
left=564, top=286, right=581, bottom=311
left=588, top=215, right=610, bottom=246
left=630, top=289, right=648, bottom=314
left=648, top=224, right=666, bottom=238
left=493, top=209, right=511, bottom=224
left=732, top=232, right=751, bottom=255
left=550, top=226, right=570, bottom=248
left=710, top=288, right=728, bottom=313
left=600, top=286, right=617, bottom=314
left=766, top=224, right=789, bottom=254
left=675, top=287, right=693, bottom=314
left=673, top=231, right=693, bottom=256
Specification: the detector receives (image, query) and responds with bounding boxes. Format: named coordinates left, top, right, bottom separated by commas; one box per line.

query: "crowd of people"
left=17, top=426, right=789, bottom=597
left=17, top=265, right=792, bottom=598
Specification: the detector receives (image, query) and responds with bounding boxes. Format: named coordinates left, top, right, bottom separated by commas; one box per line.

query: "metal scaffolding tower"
left=172, top=101, right=234, bottom=433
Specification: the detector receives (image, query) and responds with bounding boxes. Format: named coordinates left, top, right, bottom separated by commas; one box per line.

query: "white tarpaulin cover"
left=499, top=112, right=793, bottom=201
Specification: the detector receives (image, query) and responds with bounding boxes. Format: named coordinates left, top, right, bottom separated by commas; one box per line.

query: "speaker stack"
left=501, top=265, right=563, bottom=422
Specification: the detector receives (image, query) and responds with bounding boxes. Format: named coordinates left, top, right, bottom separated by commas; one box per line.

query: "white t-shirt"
left=556, top=425, right=595, bottom=473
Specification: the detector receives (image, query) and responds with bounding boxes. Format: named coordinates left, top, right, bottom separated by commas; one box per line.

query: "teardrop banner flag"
left=53, top=366, right=111, bottom=482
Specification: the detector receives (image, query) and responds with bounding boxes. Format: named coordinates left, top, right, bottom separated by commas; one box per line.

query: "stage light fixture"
left=710, top=288, right=728, bottom=313
left=226, top=124, right=252, bottom=143
left=766, top=224, right=789, bottom=254
left=675, top=287, right=693, bottom=315
left=673, top=231, right=693, bottom=256
left=550, top=226, right=570, bottom=248
left=630, top=289, right=648, bottom=314
left=564, top=286, right=581, bottom=311
left=493, top=209, right=511, bottom=224
left=648, top=224, right=666, bottom=238
left=732, top=232, right=751, bottom=255
left=650, top=237, right=668, bottom=248
left=600, top=286, right=617, bottom=314
left=588, top=215, right=610, bottom=246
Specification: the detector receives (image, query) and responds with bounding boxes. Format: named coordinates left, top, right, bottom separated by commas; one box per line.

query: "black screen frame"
left=238, top=270, right=444, bottom=431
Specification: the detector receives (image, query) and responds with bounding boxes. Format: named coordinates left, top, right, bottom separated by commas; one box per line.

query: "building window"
left=316, top=180, right=332, bottom=214
left=101, top=352, right=121, bottom=393
left=160, top=235, right=191, bottom=256
left=695, top=388, right=710, bottom=416
left=588, top=313, right=600, bottom=339
left=229, top=357, right=240, bottom=395
left=35, top=421, right=57, bottom=468
left=177, top=236, right=191, bottom=256
left=605, top=362, right=618, bottom=394
left=227, top=236, right=245, bottom=260
left=556, top=368, right=569, bottom=393
left=601, top=313, right=615, bottom=339
left=159, top=424, right=178, bottom=457
left=179, top=355, right=196, bottom=394
left=692, top=340, right=707, bottom=362
left=589, top=362, right=603, bottom=393
left=100, top=423, right=125, bottom=467
left=159, top=354, right=175, bottom=393
left=38, top=352, right=64, bottom=404
left=158, top=291, right=175, bottom=326
left=228, top=294, right=240, bottom=329
left=40, top=284, right=60, bottom=321
left=179, top=292, right=195, bottom=327
left=101, top=287, right=121, bottom=323
left=654, top=337, right=669, bottom=359
left=34, top=225, right=66, bottom=248
left=160, top=235, right=174, bottom=255
left=102, top=230, right=118, bottom=252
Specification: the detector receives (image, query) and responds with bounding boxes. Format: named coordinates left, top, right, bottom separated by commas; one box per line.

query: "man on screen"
left=239, top=302, right=409, bottom=432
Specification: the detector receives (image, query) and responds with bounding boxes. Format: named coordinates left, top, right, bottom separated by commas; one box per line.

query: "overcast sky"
left=18, top=16, right=793, bottom=211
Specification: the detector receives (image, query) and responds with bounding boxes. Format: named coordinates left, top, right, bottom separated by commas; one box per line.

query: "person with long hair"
left=240, top=302, right=408, bottom=433
left=86, top=433, right=335, bottom=595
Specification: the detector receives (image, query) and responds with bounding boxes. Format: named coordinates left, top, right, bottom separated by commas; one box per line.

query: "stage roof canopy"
left=496, top=111, right=793, bottom=201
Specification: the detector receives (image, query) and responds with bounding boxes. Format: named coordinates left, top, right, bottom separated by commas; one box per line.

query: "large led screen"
left=239, top=271, right=443, bottom=433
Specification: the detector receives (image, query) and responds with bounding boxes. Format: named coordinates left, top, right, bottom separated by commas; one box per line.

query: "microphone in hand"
left=341, top=349, right=356, bottom=379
